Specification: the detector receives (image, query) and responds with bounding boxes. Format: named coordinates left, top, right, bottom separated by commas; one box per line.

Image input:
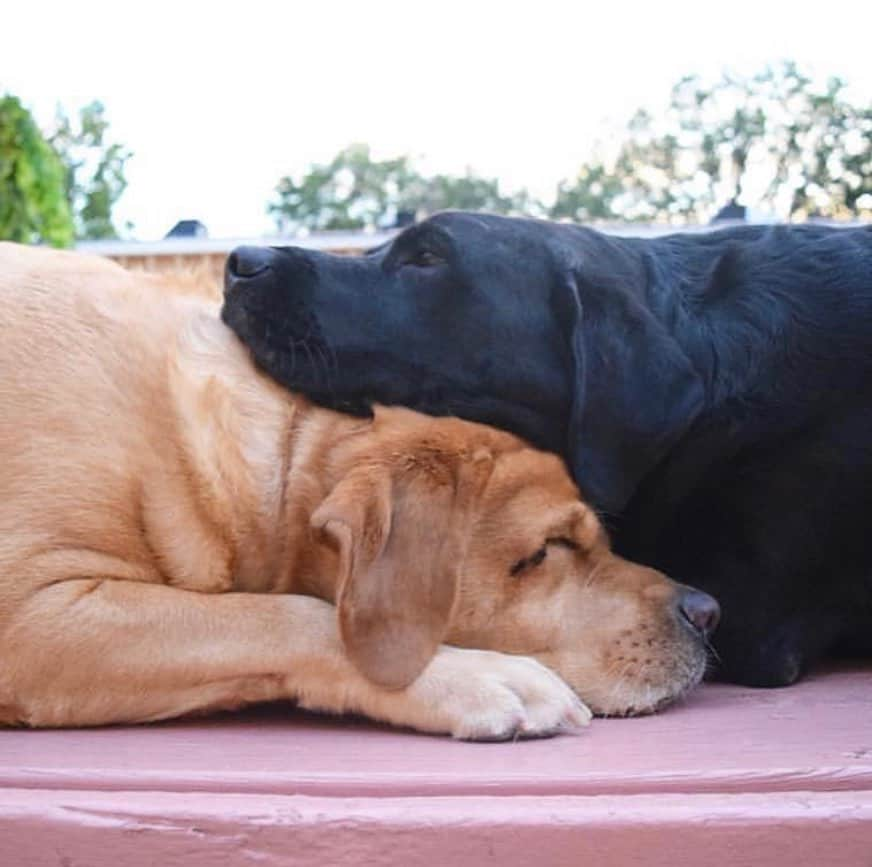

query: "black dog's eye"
left=403, top=249, right=445, bottom=269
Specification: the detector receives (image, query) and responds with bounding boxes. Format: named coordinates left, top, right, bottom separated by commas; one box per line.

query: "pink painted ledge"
left=1, top=662, right=870, bottom=866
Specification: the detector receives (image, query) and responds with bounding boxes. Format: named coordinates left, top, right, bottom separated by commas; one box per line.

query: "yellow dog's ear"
left=311, top=450, right=494, bottom=689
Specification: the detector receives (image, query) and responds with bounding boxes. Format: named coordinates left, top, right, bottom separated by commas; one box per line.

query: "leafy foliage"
left=269, top=144, right=533, bottom=232
left=0, top=95, right=74, bottom=246
left=269, top=144, right=416, bottom=232
left=49, top=101, right=132, bottom=239
left=274, top=67, right=871, bottom=232
left=400, top=170, right=536, bottom=217
left=552, top=62, right=872, bottom=223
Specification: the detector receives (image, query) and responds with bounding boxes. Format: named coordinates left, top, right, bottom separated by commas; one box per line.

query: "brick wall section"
left=103, top=246, right=369, bottom=295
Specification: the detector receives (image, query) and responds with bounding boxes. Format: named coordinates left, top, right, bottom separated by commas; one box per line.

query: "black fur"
left=222, top=213, right=872, bottom=687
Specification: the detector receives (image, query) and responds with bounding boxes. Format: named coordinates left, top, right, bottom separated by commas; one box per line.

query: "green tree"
left=269, top=144, right=536, bottom=231
left=269, top=144, right=418, bottom=232
left=0, top=95, right=74, bottom=246
left=551, top=161, right=626, bottom=222
left=49, top=101, right=132, bottom=239
left=400, top=170, right=537, bottom=216
left=553, top=62, right=872, bottom=223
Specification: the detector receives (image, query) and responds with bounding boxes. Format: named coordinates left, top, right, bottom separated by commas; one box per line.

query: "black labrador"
left=222, top=212, right=872, bottom=687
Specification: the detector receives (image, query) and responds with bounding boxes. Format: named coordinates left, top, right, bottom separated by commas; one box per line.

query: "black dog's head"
left=222, top=212, right=704, bottom=516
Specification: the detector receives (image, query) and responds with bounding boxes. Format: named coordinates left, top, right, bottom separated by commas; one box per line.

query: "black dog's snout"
left=226, top=246, right=275, bottom=281
left=677, top=589, right=721, bottom=638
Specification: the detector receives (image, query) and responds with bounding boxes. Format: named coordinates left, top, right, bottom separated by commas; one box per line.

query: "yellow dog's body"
left=0, top=243, right=704, bottom=737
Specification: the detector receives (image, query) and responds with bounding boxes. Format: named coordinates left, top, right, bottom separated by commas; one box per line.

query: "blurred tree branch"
left=49, top=101, right=133, bottom=240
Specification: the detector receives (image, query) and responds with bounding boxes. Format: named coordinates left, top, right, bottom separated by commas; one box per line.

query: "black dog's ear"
left=555, top=267, right=705, bottom=517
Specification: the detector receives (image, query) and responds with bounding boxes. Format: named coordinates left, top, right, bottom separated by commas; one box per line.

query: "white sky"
left=4, top=0, right=871, bottom=239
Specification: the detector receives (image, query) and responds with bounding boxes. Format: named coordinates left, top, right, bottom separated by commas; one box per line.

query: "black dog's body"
left=222, top=214, right=872, bottom=686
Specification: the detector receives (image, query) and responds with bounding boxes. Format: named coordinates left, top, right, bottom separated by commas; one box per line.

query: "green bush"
left=0, top=95, right=74, bottom=247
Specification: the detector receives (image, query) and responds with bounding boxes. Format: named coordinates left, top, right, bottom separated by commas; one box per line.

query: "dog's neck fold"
left=159, top=308, right=369, bottom=601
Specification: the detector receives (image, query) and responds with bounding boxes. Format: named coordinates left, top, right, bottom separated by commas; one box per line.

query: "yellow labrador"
left=0, top=243, right=715, bottom=739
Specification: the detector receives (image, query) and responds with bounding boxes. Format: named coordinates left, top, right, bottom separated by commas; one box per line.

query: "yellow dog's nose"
left=677, top=589, right=721, bottom=637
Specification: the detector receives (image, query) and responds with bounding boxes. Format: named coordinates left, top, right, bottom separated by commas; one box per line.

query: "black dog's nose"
left=226, top=245, right=274, bottom=279
left=677, top=589, right=721, bottom=637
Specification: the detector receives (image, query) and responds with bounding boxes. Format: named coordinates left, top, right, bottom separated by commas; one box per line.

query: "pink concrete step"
left=1, top=663, right=870, bottom=866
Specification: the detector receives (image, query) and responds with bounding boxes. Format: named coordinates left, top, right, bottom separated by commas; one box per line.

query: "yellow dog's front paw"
left=403, top=647, right=591, bottom=741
